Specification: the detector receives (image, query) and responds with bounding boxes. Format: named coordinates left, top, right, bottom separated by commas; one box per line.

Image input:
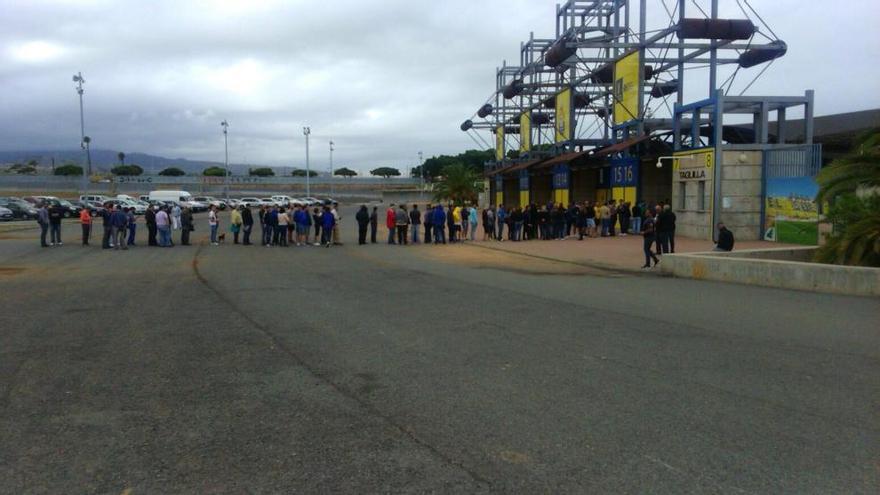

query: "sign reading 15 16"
left=611, top=162, right=638, bottom=187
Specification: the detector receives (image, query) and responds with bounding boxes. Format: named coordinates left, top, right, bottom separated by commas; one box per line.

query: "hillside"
left=0, top=149, right=265, bottom=175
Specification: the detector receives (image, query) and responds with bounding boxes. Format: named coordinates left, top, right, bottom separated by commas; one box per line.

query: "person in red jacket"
left=386, top=203, right=397, bottom=244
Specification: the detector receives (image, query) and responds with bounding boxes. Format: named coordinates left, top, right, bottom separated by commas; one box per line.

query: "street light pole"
left=418, top=150, right=424, bottom=200
left=303, top=127, right=311, bottom=198
left=72, top=72, right=89, bottom=194
left=329, top=140, right=334, bottom=197
left=221, top=120, right=230, bottom=201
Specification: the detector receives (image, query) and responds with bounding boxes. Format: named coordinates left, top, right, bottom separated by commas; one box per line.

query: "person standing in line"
left=37, top=202, right=50, bottom=247
left=496, top=205, right=506, bottom=241
left=459, top=204, right=468, bottom=242
left=511, top=207, right=524, bottom=241
left=99, top=202, right=113, bottom=249
left=355, top=205, right=370, bottom=245
left=599, top=201, right=610, bottom=237
left=276, top=207, right=288, bottom=247
left=608, top=200, right=618, bottom=237
left=312, top=207, right=322, bottom=246
left=385, top=203, right=397, bottom=244
left=208, top=204, right=219, bottom=246
left=156, top=206, right=172, bottom=247
left=369, top=206, right=378, bottom=244
left=641, top=209, right=661, bottom=269
left=395, top=204, right=410, bottom=245
left=584, top=201, right=596, bottom=238
left=331, top=202, right=343, bottom=246
left=171, top=203, right=181, bottom=232
left=409, top=204, right=421, bottom=244
left=630, top=202, right=642, bottom=235
left=230, top=205, right=243, bottom=244
left=180, top=206, right=193, bottom=246
left=321, top=205, right=335, bottom=247
left=576, top=203, right=588, bottom=240
left=618, top=200, right=631, bottom=237
left=468, top=205, right=478, bottom=241
left=48, top=201, right=63, bottom=246
left=265, top=205, right=278, bottom=246
left=447, top=204, right=457, bottom=243
left=79, top=205, right=91, bottom=246
left=111, top=206, right=128, bottom=250
left=241, top=205, right=253, bottom=245
left=482, top=206, right=494, bottom=241
left=145, top=205, right=158, bottom=246
left=126, top=207, right=137, bottom=246
left=423, top=203, right=432, bottom=244
left=654, top=205, right=664, bottom=254
left=287, top=206, right=296, bottom=245
left=433, top=204, right=446, bottom=244
left=293, top=205, right=308, bottom=246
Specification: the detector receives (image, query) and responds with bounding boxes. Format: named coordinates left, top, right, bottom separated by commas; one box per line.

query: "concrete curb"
left=659, top=247, right=880, bottom=297
left=461, top=240, right=652, bottom=275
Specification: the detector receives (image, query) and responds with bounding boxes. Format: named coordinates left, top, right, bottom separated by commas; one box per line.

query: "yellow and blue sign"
left=555, top=88, right=572, bottom=143
left=520, top=113, right=531, bottom=152
left=613, top=51, right=641, bottom=125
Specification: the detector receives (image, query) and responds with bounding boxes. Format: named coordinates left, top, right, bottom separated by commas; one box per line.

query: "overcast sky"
left=2, top=0, right=878, bottom=173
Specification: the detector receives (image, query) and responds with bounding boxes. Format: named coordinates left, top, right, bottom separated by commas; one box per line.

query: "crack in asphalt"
left=189, top=242, right=492, bottom=490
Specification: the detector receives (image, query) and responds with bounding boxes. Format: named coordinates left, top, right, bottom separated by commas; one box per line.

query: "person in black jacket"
left=48, top=202, right=63, bottom=245
left=145, top=206, right=158, bottom=246
left=423, top=203, right=432, bottom=244
left=657, top=205, right=676, bottom=253
left=715, top=223, right=735, bottom=251
left=101, top=203, right=113, bottom=249
left=641, top=210, right=661, bottom=269
left=369, top=206, right=378, bottom=243
left=355, top=205, right=370, bottom=245
left=409, top=204, right=421, bottom=244
left=180, top=207, right=193, bottom=245
left=241, top=206, right=254, bottom=245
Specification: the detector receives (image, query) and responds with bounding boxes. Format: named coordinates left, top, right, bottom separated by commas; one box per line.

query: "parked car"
left=238, top=197, right=261, bottom=208
left=0, top=206, right=13, bottom=221
left=260, top=198, right=280, bottom=207
left=302, top=197, right=322, bottom=206
left=71, top=200, right=103, bottom=217
left=0, top=198, right=39, bottom=220
left=105, top=199, right=146, bottom=214
left=193, top=196, right=227, bottom=210
left=80, top=194, right=108, bottom=203
left=226, top=198, right=240, bottom=209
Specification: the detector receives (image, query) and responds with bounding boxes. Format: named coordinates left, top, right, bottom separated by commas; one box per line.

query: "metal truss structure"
left=463, top=0, right=810, bottom=170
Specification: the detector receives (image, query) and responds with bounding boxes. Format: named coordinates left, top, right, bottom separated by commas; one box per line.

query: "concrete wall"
left=660, top=247, right=880, bottom=297
left=719, top=150, right=763, bottom=241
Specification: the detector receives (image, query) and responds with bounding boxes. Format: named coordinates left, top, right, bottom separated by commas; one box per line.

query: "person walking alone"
left=356, top=205, right=370, bottom=245
left=641, top=209, right=660, bottom=269
left=79, top=205, right=91, bottom=246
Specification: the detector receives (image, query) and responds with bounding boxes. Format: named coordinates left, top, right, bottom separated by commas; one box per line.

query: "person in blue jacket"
left=432, top=204, right=446, bottom=244
left=321, top=205, right=335, bottom=247
left=496, top=205, right=507, bottom=241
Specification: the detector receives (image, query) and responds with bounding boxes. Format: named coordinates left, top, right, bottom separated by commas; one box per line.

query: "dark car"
left=0, top=198, right=39, bottom=220
left=71, top=200, right=103, bottom=217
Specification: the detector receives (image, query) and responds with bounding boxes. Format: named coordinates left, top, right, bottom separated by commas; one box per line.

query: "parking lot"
left=1, top=208, right=878, bottom=493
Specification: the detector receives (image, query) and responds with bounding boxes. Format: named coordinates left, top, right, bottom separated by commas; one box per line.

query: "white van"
left=80, top=194, right=108, bottom=203
left=149, top=190, right=194, bottom=204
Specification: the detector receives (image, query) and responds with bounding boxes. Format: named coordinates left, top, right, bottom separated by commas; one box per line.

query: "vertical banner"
left=495, top=126, right=505, bottom=161
left=551, top=164, right=570, bottom=205
left=519, top=168, right=530, bottom=207
left=520, top=112, right=531, bottom=152
left=613, top=51, right=641, bottom=124
left=494, top=174, right=503, bottom=206
left=610, top=157, right=639, bottom=203
left=555, top=88, right=572, bottom=143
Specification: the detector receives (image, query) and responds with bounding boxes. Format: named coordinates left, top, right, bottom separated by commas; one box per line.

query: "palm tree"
left=118, top=152, right=126, bottom=167
left=432, top=163, right=483, bottom=204
left=814, top=130, right=880, bottom=266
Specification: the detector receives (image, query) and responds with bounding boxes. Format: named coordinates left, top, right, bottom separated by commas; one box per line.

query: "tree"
left=370, top=167, right=401, bottom=178
left=15, top=165, right=37, bottom=174
left=418, top=149, right=493, bottom=180
left=334, top=167, right=358, bottom=178
left=248, top=167, right=275, bottom=177
left=117, top=152, right=126, bottom=166
left=203, top=166, right=227, bottom=177
left=291, top=169, right=318, bottom=177
left=111, top=164, right=144, bottom=176
left=27, top=159, right=38, bottom=167
left=432, top=163, right=484, bottom=204
left=54, top=164, right=84, bottom=176
left=814, top=130, right=880, bottom=266
left=159, top=167, right=186, bottom=176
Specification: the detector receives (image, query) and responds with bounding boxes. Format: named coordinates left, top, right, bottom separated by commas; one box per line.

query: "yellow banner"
left=555, top=88, right=571, bottom=143
left=613, top=51, right=640, bottom=124
left=495, top=127, right=505, bottom=161
left=520, top=113, right=531, bottom=152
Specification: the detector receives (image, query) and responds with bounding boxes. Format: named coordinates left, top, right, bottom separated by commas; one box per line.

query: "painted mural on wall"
left=763, top=177, right=819, bottom=245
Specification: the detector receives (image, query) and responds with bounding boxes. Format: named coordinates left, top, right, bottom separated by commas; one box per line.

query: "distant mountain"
left=0, top=149, right=286, bottom=176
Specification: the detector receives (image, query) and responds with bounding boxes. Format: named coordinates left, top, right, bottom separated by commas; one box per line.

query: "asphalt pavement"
left=0, top=209, right=877, bottom=493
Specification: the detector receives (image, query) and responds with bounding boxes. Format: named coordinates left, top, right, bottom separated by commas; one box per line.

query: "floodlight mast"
left=221, top=120, right=230, bottom=201
left=72, top=72, right=90, bottom=194
left=329, top=140, right=334, bottom=197
left=418, top=151, right=424, bottom=200
left=303, top=127, right=311, bottom=198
